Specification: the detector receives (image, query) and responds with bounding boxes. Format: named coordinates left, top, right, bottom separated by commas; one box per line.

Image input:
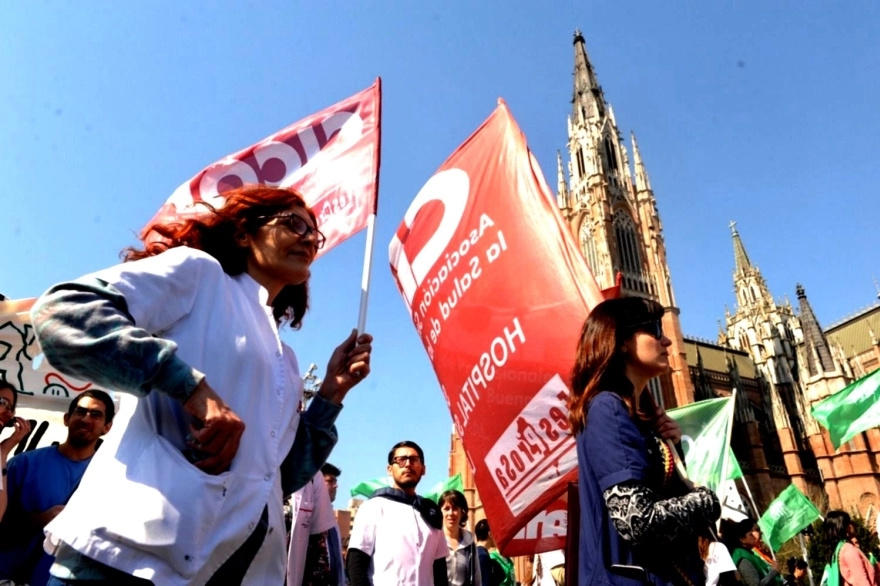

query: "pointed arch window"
left=613, top=211, right=648, bottom=293
left=579, top=222, right=600, bottom=274
left=604, top=136, right=619, bottom=172
left=576, top=149, right=586, bottom=178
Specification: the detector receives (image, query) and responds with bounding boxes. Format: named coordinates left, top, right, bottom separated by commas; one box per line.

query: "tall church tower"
left=557, top=30, right=694, bottom=408
left=721, top=223, right=821, bottom=494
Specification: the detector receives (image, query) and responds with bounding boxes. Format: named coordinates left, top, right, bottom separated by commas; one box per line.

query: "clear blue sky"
left=2, top=2, right=878, bottom=502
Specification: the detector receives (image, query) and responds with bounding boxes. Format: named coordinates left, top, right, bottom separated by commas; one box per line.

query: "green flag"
left=757, top=484, right=820, bottom=552
left=424, top=474, right=464, bottom=504
left=812, top=369, right=880, bottom=450
left=667, top=396, right=738, bottom=493
left=349, top=474, right=464, bottom=503
left=349, top=477, right=392, bottom=499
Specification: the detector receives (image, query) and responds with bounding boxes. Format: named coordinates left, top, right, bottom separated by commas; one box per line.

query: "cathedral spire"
left=556, top=150, right=569, bottom=208
left=572, top=29, right=605, bottom=121
left=631, top=132, right=652, bottom=192
left=796, top=284, right=836, bottom=377
left=730, top=221, right=752, bottom=273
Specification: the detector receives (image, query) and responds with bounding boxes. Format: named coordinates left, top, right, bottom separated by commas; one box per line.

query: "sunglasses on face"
left=630, top=319, right=664, bottom=340
left=257, top=212, right=326, bottom=249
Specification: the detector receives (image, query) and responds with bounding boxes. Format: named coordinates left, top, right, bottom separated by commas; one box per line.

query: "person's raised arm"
left=280, top=330, right=372, bottom=494
left=0, top=417, right=30, bottom=521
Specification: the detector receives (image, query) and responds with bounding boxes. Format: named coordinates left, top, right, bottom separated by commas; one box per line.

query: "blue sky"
left=2, top=2, right=878, bottom=502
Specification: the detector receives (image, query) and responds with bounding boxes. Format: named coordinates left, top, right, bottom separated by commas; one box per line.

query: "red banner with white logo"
left=388, top=101, right=603, bottom=555
left=144, top=79, right=381, bottom=256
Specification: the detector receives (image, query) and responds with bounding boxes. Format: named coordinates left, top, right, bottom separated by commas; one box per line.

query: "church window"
left=751, top=285, right=759, bottom=302
left=604, top=136, right=619, bottom=172
left=579, top=223, right=600, bottom=273
left=613, top=211, right=648, bottom=293
left=576, top=149, right=586, bottom=177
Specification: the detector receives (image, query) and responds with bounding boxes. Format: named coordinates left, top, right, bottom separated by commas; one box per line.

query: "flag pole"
left=356, top=77, right=382, bottom=334
left=719, top=389, right=737, bottom=520
left=356, top=213, right=377, bottom=333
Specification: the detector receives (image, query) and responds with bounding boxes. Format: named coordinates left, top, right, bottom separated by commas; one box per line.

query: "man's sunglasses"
left=630, top=319, right=664, bottom=340
left=256, top=212, right=326, bottom=249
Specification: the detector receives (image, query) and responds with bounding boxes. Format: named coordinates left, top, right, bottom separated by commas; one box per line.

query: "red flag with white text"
left=388, top=101, right=603, bottom=555
left=144, top=79, right=381, bottom=256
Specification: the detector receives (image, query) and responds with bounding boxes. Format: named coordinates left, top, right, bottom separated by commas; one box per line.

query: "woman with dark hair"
left=568, top=297, right=721, bottom=586
left=0, top=381, right=31, bottom=521
left=30, top=185, right=373, bottom=585
left=722, top=519, right=781, bottom=586
left=440, top=489, right=481, bottom=586
left=823, top=511, right=877, bottom=586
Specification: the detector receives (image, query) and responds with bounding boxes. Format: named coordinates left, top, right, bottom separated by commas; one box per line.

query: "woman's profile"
left=568, top=296, right=721, bottom=586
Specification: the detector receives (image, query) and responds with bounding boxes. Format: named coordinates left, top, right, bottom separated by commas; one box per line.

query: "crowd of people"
left=0, top=185, right=877, bottom=586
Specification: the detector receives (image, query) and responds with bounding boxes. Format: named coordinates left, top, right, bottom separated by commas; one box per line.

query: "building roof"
left=826, top=303, right=880, bottom=357
left=683, top=337, right=758, bottom=379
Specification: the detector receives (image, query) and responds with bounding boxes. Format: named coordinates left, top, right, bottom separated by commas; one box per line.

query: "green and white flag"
left=812, top=368, right=880, bottom=450
left=668, top=396, right=739, bottom=494
left=757, top=484, right=820, bottom=552
left=350, top=473, right=464, bottom=504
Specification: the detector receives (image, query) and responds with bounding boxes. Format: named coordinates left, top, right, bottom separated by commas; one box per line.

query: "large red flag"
left=144, top=79, right=381, bottom=256
left=388, top=101, right=603, bottom=555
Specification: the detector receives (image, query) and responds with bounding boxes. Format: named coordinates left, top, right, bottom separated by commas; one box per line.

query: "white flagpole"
left=356, top=213, right=377, bottom=334
left=719, top=389, right=738, bottom=519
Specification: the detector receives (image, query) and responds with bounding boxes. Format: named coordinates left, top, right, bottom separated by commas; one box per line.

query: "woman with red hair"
left=31, top=185, right=372, bottom=585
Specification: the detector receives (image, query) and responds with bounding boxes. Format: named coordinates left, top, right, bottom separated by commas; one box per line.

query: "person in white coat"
left=31, top=185, right=373, bottom=585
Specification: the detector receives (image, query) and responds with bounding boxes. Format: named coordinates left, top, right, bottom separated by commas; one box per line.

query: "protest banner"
left=668, top=396, right=741, bottom=494
left=388, top=100, right=604, bottom=554
left=812, top=368, right=880, bottom=450
left=758, top=484, right=821, bottom=552
left=144, top=79, right=381, bottom=258
left=0, top=298, right=112, bottom=451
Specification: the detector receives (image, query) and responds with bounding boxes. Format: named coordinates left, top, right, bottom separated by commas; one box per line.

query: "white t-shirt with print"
left=705, top=541, right=738, bottom=586
left=348, top=496, right=446, bottom=586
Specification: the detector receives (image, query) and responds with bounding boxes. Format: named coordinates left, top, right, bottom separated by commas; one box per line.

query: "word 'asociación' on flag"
left=812, top=368, right=880, bottom=450
left=143, top=79, right=382, bottom=257
left=387, top=99, right=604, bottom=555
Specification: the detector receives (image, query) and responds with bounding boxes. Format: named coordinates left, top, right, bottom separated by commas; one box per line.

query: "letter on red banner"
left=388, top=101, right=603, bottom=555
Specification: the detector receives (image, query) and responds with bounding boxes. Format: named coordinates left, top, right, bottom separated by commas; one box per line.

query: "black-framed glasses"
left=630, top=319, right=663, bottom=340
left=71, top=406, right=105, bottom=420
left=391, top=455, right=422, bottom=466
left=257, top=212, right=326, bottom=249
left=0, top=397, right=13, bottom=412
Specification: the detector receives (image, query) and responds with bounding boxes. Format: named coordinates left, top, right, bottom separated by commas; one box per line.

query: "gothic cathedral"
left=557, top=30, right=694, bottom=409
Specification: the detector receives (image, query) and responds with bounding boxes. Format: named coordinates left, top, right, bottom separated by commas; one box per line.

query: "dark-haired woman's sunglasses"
left=257, top=212, right=326, bottom=249
left=631, top=319, right=664, bottom=340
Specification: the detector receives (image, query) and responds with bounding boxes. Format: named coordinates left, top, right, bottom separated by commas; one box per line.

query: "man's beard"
left=396, top=477, right=419, bottom=490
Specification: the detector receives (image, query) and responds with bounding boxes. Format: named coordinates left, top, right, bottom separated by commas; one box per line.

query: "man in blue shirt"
left=0, top=390, right=114, bottom=586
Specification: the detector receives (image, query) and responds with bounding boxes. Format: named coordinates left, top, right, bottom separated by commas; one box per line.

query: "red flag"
left=144, top=79, right=381, bottom=256
left=388, top=101, right=603, bottom=555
